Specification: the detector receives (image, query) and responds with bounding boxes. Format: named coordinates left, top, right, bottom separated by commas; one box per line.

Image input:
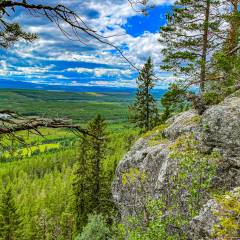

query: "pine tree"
left=129, top=57, right=159, bottom=132
left=159, top=0, right=224, bottom=92
left=87, top=114, right=109, bottom=213
left=73, top=135, right=92, bottom=230
left=0, top=186, right=23, bottom=240
left=73, top=115, right=111, bottom=232
left=225, top=0, right=240, bottom=53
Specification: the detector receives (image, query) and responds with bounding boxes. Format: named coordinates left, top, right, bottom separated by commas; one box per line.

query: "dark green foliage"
left=160, top=0, right=223, bottom=91
left=73, top=115, right=114, bottom=232
left=0, top=186, right=23, bottom=240
left=73, top=136, right=93, bottom=230
left=129, top=57, right=159, bottom=131
left=160, top=84, right=192, bottom=122
left=203, top=48, right=240, bottom=105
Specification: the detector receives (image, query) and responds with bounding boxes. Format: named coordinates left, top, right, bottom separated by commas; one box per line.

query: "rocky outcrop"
left=190, top=187, right=240, bottom=239
left=112, top=110, right=199, bottom=219
left=164, top=109, right=199, bottom=140
left=201, top=96, right=240, bottom=188
left=112, top=95, right=240, bottom=239
left=112, top=137, right=173, bottom=218
left=189, top=199, right=219, bottom=240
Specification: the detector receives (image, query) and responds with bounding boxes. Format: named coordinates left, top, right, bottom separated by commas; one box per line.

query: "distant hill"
left=0, top=79, right=167, bottom=98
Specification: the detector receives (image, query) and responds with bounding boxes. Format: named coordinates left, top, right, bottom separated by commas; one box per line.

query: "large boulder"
left=112, top=137, right=174, bottom=218
left=164, top=110, right=200, bottom=140
left=201, top=96, right=240, bottom=154
left=112, top=111, right=200, bottom=219
left=112, top=95, right=240, bottom=238
left=201, top=96, right=240, bottom=188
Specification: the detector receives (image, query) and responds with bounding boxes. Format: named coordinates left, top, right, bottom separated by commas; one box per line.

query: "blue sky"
left=0, top=0, right=176, bottom=89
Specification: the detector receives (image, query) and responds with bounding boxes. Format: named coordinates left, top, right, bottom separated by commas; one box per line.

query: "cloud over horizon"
left=0, top=0, right=176, bottom=89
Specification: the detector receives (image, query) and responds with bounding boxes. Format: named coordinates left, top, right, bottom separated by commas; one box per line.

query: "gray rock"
left=112, top=136, right=175, bottom=218
left=190, top=187, right=240, bottom=240
left=112, top=110, right=200, bottom=219
left=201, top=97, right=240, bottom=188
left=201, top=97, right=240, bottom=153
left=112, top=95, right=240, bottom=238
left=189, top=199, right=219, bottom=240
left=164, top=110, right=200, bottom=140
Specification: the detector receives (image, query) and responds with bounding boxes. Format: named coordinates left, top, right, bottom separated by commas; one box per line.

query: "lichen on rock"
left=112, top=95, right=240, bottom=239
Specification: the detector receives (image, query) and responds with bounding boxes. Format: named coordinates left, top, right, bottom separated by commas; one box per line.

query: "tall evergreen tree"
left=73, top=135, right=92, bottom=230
left=0, top=186, right=23, bottom=240
left=225, top=0, right=240, bottom=53
left=87, top=114, right=109, bottom=213
left=73, top=115, right=111, bottom=232
left=159, top=0, right=224, bottom=92
left=129, top=57, right=159, bottom=132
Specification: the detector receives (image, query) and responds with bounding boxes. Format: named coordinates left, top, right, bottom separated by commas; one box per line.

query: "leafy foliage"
left=213, top=188, right=240, bottom=239
left=160, top=84, right=192, bottom=122
left=159, top=0, right=224, bottom=91
left=76, top=214, right=110, bottom=240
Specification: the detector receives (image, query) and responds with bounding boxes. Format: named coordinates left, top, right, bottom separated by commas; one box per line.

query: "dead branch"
left=0, top=0, right=139, bottom=71
left=0, top=113, right=95, bottom=139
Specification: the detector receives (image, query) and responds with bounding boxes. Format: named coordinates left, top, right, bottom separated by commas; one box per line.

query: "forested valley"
left=0, top=0, right=240, bottom=239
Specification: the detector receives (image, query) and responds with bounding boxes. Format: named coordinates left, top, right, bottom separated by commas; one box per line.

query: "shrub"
left=76, top=214, right=110, bottom=240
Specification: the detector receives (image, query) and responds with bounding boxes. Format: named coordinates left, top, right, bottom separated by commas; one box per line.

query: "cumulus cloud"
left=2, top=0, right=174, bottom=88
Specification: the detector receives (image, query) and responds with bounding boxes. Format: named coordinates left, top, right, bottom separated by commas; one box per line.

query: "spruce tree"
left=73, top=115, right=111, bottom=232
left=159, top=0, right=223, bottom=92
left=129, top=57, right=159, bottom=132
left=0, top=186, right=23, bottom=240
left=73, top=135, right=92, bottom=230
left=87, top=114, right=109, bottom=213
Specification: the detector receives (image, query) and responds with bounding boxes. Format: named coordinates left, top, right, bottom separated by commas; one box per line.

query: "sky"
left=0, top=0, right=176, bottom=90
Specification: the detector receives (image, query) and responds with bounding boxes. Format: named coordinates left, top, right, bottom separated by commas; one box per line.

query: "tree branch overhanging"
left=0, top=111, right=95, bottom=139
left=0, top=0, right=140, bottom=71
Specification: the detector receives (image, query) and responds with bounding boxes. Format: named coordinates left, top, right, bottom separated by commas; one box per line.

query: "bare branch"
left=0, top=0, right=140, bottom=71
left=0, top=112, right=95, bottom=139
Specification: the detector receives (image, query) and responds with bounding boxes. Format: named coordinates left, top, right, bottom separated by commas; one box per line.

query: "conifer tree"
left=160, top=0, right=224, bottom=92
left=73, top=135, right=92, bottom=230
left=73, top=115, right=111, bottom=232
left=0, top=186, right=23, bottom=240
left=87, top=114, right=109, bottom=213
left=129, top=57, right=159, bottom=132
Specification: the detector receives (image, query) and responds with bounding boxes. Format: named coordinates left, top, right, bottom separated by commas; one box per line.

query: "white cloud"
left=2, top=0, right=176, bottom=88
left=66, top=67, right=133, bottom=77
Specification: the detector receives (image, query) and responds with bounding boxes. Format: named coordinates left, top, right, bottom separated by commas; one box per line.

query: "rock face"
left=112, top=137, right=172, bottom=218
left=112, top=110, right=199, bottom=219
left=190, top=187, right=240, bottom=240
left=201, top=96, right=240, bottom=188
left=112, top=95, right=240, bottom=239
left=164, top=109, right=199, bottom=140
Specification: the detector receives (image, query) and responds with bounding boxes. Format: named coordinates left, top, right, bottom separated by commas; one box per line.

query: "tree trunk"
left=200, top=0, right=211, bottom=92
left=227, top=0, right=240, bottom=53
left=146, top=82, right=150, bottom=131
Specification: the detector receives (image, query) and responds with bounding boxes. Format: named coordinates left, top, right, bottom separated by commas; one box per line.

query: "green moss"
left=212, top=188, right=240, bottom=239
left=183, top=115, right=201, bottom=125
left=122, top=168, right=146, bottom=186
left=141, top=124, right=168, bottom=138
left=140, top=124, right=168, bottom=146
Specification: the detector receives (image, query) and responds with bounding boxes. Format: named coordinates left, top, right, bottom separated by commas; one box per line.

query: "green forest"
left=0, top=0, right=240, bottom=239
